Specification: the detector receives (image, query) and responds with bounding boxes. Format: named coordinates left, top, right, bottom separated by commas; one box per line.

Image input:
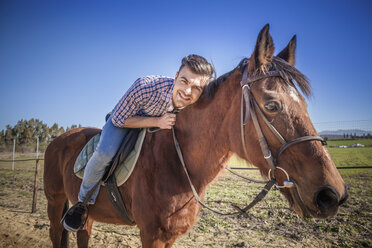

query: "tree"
left=4, top=125, right=14, bottom=146
left=58, top=127, right=65, bottom=136
left=0, top=130, right=4, bottom=145
left=41, top=123, right=49, bottom=143
left=50, top=123, right=59, bottom=139
left=0, top=119, right=82, bottom=152
left=19, top=120, right=33, bottom=145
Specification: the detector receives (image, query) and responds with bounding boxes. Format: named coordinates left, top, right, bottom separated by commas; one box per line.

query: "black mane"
left=202, top=57, right=311, bottom=99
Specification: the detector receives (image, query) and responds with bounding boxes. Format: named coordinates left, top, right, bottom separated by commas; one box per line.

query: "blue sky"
left=0, top=0, right=371, bottom=131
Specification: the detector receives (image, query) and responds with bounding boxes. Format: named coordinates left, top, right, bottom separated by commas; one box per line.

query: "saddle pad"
left=74, top=128, right=146, bottom=186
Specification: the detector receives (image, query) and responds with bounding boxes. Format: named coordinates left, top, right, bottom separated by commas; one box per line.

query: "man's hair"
left=179, top=54, right=215, bottom=80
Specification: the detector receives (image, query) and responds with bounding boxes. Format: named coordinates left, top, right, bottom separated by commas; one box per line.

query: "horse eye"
left=264, top=101, right=281, bottom=113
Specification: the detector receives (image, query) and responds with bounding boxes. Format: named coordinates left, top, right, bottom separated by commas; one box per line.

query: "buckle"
left=267, top=167, right=294, bottom=189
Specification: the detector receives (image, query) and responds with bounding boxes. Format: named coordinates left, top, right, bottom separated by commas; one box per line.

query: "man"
left=63, top=54, right=215, bottom=232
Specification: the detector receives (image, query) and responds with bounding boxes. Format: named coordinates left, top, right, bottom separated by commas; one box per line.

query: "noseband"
left=239, top=65, right=326, bottom=216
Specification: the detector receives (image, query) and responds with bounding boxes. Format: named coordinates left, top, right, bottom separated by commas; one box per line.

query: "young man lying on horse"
left=63, top=54, right=215, bottom=232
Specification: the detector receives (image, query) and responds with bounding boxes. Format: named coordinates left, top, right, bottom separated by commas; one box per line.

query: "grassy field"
left=327, top=139, right=372, bottom=147
left=0, top=166, right=370, bottom=247
left=228, top=139, right=372, bottom=168
left=202, top=168, right=371, bottom=247
left=0, top=140, right=371, bottom=246
left=328, top=147, right=372, bottom=167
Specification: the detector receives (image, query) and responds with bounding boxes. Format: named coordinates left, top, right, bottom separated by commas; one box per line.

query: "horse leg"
left=76, top=217, right=94, bottom=248
left=47, top=198, right=69, bottom=248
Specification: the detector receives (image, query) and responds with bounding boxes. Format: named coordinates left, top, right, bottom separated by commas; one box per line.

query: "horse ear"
left=248, top=24, right=275, bottom=74
left=277, top=35, right=297, bottom=66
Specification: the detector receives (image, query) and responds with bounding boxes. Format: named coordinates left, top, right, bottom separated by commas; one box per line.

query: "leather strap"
left=248, top=93, right=277, bottom=171
left=105, top=174, right=135, bottom=224
left=276, top=136, right=326, bottom=161
left=172, top=127, right=274, bottom=216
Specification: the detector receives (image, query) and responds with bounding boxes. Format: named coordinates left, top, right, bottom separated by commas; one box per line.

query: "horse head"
left=234, top=24, right=348, bottom=218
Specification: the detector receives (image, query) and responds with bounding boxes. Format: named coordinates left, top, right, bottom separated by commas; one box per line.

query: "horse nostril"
left=314, top=186, right=340, bottom=212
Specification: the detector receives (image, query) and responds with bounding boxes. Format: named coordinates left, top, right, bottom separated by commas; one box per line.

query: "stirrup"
left=61, top=202, right=89, bottom=232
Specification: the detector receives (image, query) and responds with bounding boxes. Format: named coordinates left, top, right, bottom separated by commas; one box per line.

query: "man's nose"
left=184, top=87, right=192, bottom=95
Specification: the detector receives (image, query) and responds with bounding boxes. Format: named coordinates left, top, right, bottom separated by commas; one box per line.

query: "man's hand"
left=157, top=113, right=176, bottom=129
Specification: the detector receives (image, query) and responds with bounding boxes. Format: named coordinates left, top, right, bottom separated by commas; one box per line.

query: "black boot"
left=62, top=202, right=88, bottom=232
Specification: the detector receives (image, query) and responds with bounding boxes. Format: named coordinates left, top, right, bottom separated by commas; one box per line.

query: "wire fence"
left=0, top=157, right=370, bottom=170
left=2, top=120, right=371, bottom=153
left=1, top=119, right=371, bottom=171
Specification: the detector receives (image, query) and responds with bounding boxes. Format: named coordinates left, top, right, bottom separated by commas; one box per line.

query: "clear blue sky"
left=0, top=0, right=371, bottom=131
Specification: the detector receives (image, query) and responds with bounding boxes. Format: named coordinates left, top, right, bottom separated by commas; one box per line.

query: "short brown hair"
left=179, top=54, right=215, bottom=80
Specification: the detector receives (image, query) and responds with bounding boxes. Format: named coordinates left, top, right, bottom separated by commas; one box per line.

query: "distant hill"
left=319, top=129, right=372, bottom=136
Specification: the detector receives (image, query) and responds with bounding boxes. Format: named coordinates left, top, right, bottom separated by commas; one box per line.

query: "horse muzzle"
left=313, top=185, right=349, bottom=218
left=293, top=184, right=348, bottom=219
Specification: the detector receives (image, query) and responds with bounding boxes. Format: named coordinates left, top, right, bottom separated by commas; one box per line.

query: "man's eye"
left=191, top=86, right=201, bottom=92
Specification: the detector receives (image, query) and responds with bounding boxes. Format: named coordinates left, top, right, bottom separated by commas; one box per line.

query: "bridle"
left=172, top=63, right=326, bottom=217
left=240, top=65, right=327, bottom=185
left=239, top=64, right=326, bottom=217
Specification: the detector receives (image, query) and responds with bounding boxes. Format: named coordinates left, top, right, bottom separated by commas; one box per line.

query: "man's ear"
left=174, top=71, right=179, bottom=80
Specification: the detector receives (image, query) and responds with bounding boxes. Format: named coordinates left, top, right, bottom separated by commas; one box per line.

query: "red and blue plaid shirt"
left=111, top=75, right=174, bottom=127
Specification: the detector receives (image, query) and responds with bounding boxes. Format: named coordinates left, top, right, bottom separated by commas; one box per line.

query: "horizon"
left=1, top=0, right=371, bottom=132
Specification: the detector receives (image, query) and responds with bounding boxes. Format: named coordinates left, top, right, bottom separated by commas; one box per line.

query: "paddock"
left=0, top=151, right=370, bottom=247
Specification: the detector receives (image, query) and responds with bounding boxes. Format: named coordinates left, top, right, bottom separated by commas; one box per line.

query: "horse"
left=44, top=24, right=348, bottom=248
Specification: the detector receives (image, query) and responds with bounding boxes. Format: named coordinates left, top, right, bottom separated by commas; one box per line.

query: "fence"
left=0, top=155, right=370, bottom=214
left=0, top=158, right=43, bottom=213
left=0, top=119, right=371, bottom=213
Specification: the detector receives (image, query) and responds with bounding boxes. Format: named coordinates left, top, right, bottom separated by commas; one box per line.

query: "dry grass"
left=0, top=162, right=370, bottom=247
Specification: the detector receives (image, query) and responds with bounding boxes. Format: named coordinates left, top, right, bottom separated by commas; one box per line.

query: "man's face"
left=172, top=66, right=209, bottom=109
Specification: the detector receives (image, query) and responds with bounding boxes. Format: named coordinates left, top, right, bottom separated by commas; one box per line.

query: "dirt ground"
left=0, top=168, right=370, bottom=248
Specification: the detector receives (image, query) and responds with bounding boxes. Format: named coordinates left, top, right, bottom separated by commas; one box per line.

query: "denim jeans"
left=78, top=115, right=129, bottom=204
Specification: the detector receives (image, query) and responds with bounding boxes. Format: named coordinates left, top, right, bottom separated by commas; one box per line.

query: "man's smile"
left=178, top=91, right=191, bottom=102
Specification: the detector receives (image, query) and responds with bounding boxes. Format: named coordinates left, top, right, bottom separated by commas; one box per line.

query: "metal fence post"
left=31, top=159, right=41, bottom=213
left=12, top=139, right=15, bottom=171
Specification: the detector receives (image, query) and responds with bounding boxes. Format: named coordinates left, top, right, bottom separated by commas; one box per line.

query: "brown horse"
left=44, top=24, right=348, bottom=248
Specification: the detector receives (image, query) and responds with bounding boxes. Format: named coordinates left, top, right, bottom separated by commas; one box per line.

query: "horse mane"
left=202, top=56, right=311, bottom=100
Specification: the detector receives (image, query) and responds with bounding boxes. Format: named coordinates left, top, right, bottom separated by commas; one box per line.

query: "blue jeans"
left=78, top=115, right=129, bottom=204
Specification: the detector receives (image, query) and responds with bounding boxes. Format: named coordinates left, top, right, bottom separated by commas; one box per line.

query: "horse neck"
left=175, top=70, right=242, bottom=188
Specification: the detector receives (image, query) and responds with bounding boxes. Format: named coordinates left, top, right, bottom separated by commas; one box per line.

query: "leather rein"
left=172, top=65, right=326, bottom=216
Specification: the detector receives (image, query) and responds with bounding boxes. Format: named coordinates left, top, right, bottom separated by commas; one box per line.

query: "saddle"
left=73, top=125, right=147, bottom=224
left=74, top=128, right=146, bottom=186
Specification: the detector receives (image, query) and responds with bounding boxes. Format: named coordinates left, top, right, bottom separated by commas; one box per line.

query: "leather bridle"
left=239, top=65, right=326, bottom=216
left=172, top=63, right=326, bottom=217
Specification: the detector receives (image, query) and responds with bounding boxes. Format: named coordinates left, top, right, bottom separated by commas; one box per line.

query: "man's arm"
left=123, top=113, right=176, bottom=129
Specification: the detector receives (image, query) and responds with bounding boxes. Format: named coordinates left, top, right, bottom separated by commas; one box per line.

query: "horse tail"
left=60, top=200, right=69, bottom=247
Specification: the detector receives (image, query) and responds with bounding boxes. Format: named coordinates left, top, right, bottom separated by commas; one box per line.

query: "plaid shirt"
left=111, top=75, right=174, bottom=127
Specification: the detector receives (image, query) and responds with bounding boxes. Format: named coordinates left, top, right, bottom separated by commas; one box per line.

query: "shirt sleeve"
left=111, top=77, right=150, bottom=127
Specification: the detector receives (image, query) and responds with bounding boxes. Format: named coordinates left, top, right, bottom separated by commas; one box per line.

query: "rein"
left=172, top=127, right=275, bottom=215
left=172, top=65, right=327, bottom=217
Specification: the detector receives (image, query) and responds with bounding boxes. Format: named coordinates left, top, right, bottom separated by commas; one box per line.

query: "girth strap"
left=105, top=174, right=135, bottom=224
